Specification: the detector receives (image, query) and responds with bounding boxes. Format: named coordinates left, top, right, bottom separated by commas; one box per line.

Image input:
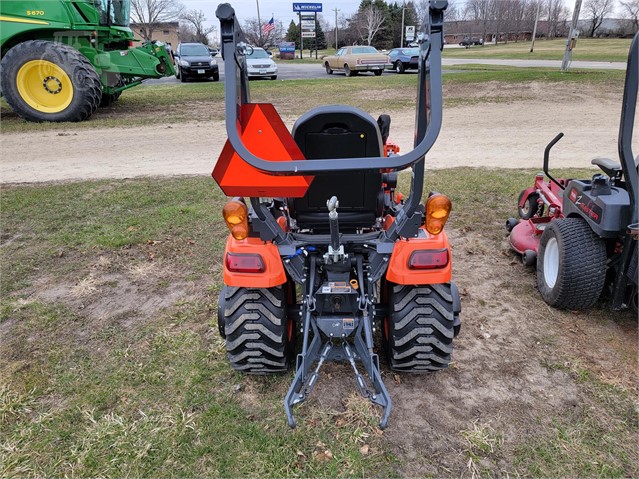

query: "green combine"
left=0, top=0, right=175, bottom=122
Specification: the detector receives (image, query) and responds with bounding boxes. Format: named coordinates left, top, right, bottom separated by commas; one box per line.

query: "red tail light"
left=226, top=253, right=265, bottom=273
left=128, top=40, right=134, bottom=48
left=408, top=249, right=449, bottom=269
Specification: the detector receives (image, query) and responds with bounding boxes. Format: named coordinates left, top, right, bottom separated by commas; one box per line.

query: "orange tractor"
left=213, top=1, right=460, bottom=428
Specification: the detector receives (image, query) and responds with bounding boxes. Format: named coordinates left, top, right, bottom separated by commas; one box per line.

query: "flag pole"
left=256, top=0, right=262, bottom=44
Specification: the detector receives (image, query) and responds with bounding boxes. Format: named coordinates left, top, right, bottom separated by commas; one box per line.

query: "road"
left=148, top=56, right=626, bottom=85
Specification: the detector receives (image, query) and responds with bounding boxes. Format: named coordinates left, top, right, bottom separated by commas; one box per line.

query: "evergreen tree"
left=306, top=19, right=327, bottom=50
left=285, top=19, right=300, bottom=48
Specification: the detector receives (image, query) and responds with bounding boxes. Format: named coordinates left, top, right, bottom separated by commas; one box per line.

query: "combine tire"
left=518, top=191, right=540, bottom=219
left=537, top=218, right=606, bottom=309
left=219, top=285, right=294, bottom=373
left=385, top=283, right=460, bottom=372
left=99, top=91, right=122, bottom=107
left=1, top=40, right=101, bottom=122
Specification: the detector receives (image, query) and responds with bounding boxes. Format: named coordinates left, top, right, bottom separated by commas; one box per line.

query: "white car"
left=246, top=47, right=278, bottom=80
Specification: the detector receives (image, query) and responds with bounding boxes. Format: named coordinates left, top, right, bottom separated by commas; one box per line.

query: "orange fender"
left=223, top=235, right=286, bottom=288
left=385, top=229, right=452, bottom=285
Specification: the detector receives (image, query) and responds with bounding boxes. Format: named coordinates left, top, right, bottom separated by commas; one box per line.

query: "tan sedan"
left=323, top=46, right=391, bottom=77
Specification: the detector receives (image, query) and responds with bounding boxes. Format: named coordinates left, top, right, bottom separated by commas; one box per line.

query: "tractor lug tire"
left=537, top=218, right=607, bottom=310
left=386, top=283, right=460, bottom=372
left=1, top=40, right=101, bottom=122
left=221, top=285, right=294, bottom=374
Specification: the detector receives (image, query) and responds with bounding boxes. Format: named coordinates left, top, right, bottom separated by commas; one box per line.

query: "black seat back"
left=290, top=106, right=384, bottom=230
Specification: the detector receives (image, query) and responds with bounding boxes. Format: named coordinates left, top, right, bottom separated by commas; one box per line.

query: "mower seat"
left=288, top=106, right=385, bottom=231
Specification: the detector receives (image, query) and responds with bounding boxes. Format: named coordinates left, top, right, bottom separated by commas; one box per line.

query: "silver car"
left=246, top=47, right=278, bottom=80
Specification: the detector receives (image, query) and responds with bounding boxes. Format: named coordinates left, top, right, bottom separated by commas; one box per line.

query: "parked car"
left=174, top=43, right=219, bottom=82
left=323, top=46, right=390, bottom=77
left=387, top=47, right=420, bottom=73
left=208, top=47, right=219, bottom=56
left=246, top=47, right=278, bottom=80
left=459, top=37, right=484, bottom=46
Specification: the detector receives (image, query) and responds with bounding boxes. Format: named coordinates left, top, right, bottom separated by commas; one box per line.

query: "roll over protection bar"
left=215, top=1, right=448, bottom=176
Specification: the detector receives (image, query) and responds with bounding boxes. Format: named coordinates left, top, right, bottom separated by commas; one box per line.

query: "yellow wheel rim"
left=16, top=60, right=74, bottom=113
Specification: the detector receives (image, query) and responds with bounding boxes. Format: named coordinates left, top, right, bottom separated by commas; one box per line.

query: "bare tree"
left=620, top=0, right=639, bottom=32
left=415, top=0, right=458, bottom=24
left=583, top=0, right=616, bottom=36
left=353, top=5, right=386, bottom=45
left=180, top=9, right=216, bottom=45
left=241, top=18, right=285, bottom=48
left=131, top=0, right=184, bottom=40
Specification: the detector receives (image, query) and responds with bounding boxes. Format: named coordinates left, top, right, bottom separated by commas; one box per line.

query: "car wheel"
left=325, top=62, right=333, bottom=74
left=180, top=73, right=187, bottom=83
left=175, top=66, right=180, bottom=79
left=395, top=60, right=405, bottom=74
left=270, top=75, right=277, bottom=80
left=374, top=69, right=383, bottom=76
left=212, top=71, right=220, bottom=81
left=344, top=64, right=355, bottom=77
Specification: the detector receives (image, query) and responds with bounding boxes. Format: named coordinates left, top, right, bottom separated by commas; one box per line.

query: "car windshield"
left=181, top=44, right=210, bottom=56
left=402, top=48, right=420, bottom=55
left=248, top=49, right=270, bottom=59
left=352, top=46, right=379, bottom=54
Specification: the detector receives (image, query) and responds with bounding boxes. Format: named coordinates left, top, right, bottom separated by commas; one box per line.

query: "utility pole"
left=400, top=7, right=406, bottom=47
left=530, top=0, right=541, bottom=52
left=561, top=0, right=583, bottom=72
left=334, top=8, right=339, bottom=49
left=256, top=0, right=262, bottom=44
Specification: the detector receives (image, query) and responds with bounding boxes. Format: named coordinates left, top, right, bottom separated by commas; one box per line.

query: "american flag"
left=263, top=17, right=275, bottom=34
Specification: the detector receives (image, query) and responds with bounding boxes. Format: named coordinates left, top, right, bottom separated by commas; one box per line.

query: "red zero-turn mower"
left=507, top=33, right=638, bottom=312
left=213, top=1, right=460, bottom=429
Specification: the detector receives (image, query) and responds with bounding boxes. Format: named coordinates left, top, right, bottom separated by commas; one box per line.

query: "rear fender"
left=386, top=229, right=452, bottom=285
left=223, top=235, right=286, bottom=288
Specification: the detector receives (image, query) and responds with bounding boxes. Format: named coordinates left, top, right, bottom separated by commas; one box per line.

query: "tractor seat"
left=288, top=106, right=385, bottom=231
left=592, top=157, right=622, bottom=178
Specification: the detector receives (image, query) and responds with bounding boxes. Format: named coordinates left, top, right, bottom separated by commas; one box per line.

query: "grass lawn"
left=1, top=170, right=637, bottom=477
left=444, top=38, right=632, bottom=62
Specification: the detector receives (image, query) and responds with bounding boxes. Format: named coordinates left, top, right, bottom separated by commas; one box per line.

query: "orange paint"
left=385, top=229, right=452, bottom=285
left=223, top=235, right=286, bottom=287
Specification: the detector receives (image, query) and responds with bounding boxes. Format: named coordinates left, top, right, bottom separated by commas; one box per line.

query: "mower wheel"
left=385, top=283, right=460, bottom=372
left=518, top=191, right=540, bottom=219
left=220, top=285, right=294, bottom=373
left=522, top=249, right=537, bottom=266
left=537, top=218, right=606, bottom=310
left=506, top=218, right=519, bottom=232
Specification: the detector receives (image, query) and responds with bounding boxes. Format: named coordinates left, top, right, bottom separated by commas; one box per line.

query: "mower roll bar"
left=215, top=1, right=447, bottom=177
left=619, top=32, right=638, bottom=225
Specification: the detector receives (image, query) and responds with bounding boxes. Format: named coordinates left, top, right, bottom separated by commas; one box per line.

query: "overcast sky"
left=181, top=0, right=367, bottom=34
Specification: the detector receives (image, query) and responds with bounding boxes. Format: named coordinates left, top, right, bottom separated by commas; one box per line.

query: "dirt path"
left=0, top=82, right=627, bottom=183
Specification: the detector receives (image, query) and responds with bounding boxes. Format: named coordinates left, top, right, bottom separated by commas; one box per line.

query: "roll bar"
left=215, top=1, right=448, bottom=176
left=618, top=33, right=638, bottom=224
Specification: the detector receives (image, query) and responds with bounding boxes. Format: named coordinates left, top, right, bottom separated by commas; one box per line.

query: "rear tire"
left=221, top=285, right=294, bottom=373
left=385, top=283, right=459, bottom=372
left=1, top=40, right=101, bottom=122
left=394, top=61, right=405, bottom=74
left=345, top=64, right=355, bottom=77
left=537, top=218, right=607, bottom=309
left=518, top=191, right=540, bottom=219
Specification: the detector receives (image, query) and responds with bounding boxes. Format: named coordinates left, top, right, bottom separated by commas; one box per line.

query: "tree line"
left=130, top=0, right=639, bottom=49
